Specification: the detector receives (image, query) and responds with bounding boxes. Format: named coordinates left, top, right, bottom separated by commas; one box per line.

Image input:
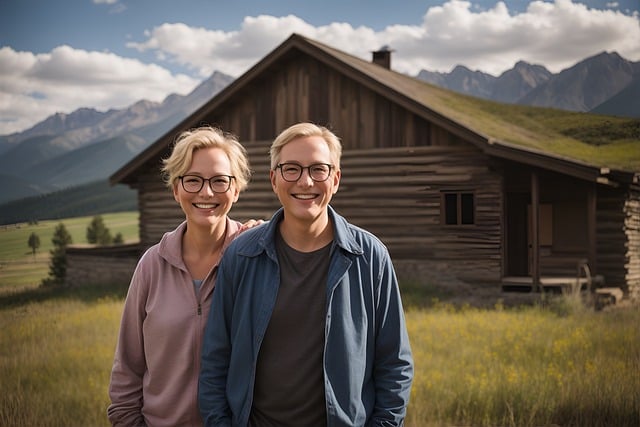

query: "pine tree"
left=27, top=232, right=40, bottom=257
left=42, top=223, right=72, bottom=287
left=113, top=232, right=124, bottom=244
left=86, top=215, right=113, bottom=245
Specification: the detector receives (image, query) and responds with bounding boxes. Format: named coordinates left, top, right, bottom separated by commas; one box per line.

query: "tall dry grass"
left=405, top=299, right=640, bottom=426
left=0, top=284, right=638, bottom=426
left=0, top=286, right=124, bottom=427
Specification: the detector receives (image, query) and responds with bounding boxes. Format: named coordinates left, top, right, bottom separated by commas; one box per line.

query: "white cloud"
left=369, top=0, right=640, bottom=75
left=126, top=15, right=318, bottom=78
left=2, top=0, right=639, bottom=135
left=93, top=0, right=126, bottom=14
left=126, top=0, right=640, bottom=77
left=0, top=46, right=198, bottom=134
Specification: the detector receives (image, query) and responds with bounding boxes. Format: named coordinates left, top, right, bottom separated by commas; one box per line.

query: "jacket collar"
left=158, top=217, right=242, bottom=269
left=158, top=221, right=188, bottom=269
left=254, top=205, right=364, bottom=257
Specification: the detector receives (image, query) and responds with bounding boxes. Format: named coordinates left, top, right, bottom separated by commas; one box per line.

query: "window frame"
left=441, top=191, right=476, bottom=226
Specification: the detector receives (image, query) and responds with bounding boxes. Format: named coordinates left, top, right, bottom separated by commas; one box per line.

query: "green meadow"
left=1, top=212, right=638, bottom=426
left=0, top=212, right=138, bottom=292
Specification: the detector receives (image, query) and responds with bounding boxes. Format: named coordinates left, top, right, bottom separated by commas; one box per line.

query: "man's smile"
left=292, top=193, right=318, bottom=200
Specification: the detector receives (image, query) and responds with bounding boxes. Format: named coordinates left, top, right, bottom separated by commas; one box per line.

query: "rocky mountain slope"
left=0, top=72, right=233, bottom=205
left=416, top=51, right=639, bottom=118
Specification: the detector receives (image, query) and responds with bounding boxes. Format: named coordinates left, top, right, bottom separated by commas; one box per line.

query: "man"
left=199, top=122, right=414, bottom=426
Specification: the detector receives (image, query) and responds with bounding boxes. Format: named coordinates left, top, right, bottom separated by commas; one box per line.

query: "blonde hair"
left=269, top=122, right=342, bottom=170
left=162, top=126, right=251, bottom=191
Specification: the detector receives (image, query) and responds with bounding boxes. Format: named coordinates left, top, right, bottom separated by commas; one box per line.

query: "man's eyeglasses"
left=179, top=175, right=235, bottom=193
left=275, top=163, right=333, bottom=182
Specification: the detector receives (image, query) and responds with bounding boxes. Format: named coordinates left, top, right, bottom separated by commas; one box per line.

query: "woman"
left=108, top=126, right=253, bottom=426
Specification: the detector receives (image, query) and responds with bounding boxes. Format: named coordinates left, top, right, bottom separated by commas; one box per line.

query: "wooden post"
left=587, top=183, right=597, bottom=275
left=531, top=171, right=541, bottom=292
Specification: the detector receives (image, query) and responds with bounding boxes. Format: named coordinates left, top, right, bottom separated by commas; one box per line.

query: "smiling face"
left=270, top=135, right=341, bottom=229
left=173, top=147, right=239, bottom=229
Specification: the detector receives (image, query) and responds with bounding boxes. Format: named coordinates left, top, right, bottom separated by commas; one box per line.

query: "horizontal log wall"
left=624, top=189, right=640, bottom=301
left=595, top=186, right=639, bottom=298
left=114, top=145, right=636, bottom=296
left=137, top=168, right=185, bottom=249
left=65, top=244, right=140, bottom=287
left=334, top=145, right=503, bottom=283
left=131, top=142, right=502, bottom=285
left=136, top=142, right=503, bottom=286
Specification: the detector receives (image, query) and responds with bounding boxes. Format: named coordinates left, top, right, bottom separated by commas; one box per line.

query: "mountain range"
left=0, top=51, right=638, bottom=223
left=417, top=51, right=640, bottom=115
left=0, top=71, right=234, bottom=207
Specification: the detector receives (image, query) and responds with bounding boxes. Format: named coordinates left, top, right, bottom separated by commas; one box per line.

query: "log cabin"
left=67, top=33, right=640, bottom=302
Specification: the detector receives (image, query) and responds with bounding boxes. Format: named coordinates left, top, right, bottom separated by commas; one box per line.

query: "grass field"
left=1, top=285, right=638, bottom=426
left=404, top=301, right=640, bottom=426
left=0, top=211, right=138, bottom=293
left=0, top=285, right=126, bottom=427
left=1, top=210, right=638, bottom=426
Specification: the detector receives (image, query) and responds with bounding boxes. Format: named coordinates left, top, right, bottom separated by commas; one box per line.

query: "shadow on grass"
left=399, top=280, right=546, bottom=311
left=0, top=282, right=128, bottom=310
left=400, top=281, right=458, bottom=310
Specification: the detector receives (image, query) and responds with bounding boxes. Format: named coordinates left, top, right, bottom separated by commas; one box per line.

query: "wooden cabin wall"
left=137, top=167, right=184, bottom=249
left=65, top=244, right=140, bottom=287
left=228, top=141, right=281, bottom=221
left=333, top=145, right=503, bottom=282
left=234, top=143, right=504, bottom=283
left=625, top=189, right=640, bottom=301
left=133, top=141, right=503, bottom=284
left=131, top=135, right=638, bottom=298
left=203, top=56, right=462, bottom=151
left=596, top=187, right=630, bottom=289
left=597, top=186, right=640, bottom=300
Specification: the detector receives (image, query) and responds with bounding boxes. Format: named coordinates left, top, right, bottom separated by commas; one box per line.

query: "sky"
left=1, top=0, right=639, bottom=136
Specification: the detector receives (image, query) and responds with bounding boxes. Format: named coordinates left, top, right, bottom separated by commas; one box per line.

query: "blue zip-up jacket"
left=199, top=206, right=413, bottom=426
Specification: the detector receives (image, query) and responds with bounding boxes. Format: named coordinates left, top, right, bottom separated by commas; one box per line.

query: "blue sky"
left=1, top=0, right=639, bottom=134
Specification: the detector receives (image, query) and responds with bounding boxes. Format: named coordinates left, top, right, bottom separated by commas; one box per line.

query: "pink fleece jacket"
left=108, top=218, right=242, bottom=427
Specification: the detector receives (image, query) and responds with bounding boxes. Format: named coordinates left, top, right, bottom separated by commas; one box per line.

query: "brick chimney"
left=372, top=45, right=393, bottom=69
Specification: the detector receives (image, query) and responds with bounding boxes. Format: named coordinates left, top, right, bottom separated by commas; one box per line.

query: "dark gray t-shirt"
left=249, top=230, right=331, bottom=427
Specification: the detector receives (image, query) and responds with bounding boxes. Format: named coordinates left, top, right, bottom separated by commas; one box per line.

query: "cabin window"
left=442, top=192, right=475, bottom=225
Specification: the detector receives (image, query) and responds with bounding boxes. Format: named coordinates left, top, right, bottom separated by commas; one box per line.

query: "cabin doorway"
left=505, top=192, right=529, bottom=276
left=503, top=166, right=597, bottom=291
left=506, top=192, right=556, bottom=276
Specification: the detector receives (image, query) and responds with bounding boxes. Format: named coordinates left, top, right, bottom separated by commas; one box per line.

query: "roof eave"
left=110, top=34, right=306, bottom=186
left=484, top=139, right=635, bottom=186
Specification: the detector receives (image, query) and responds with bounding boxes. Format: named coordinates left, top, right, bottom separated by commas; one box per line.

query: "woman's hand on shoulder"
left=239, top=219, right=265, bottom=232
